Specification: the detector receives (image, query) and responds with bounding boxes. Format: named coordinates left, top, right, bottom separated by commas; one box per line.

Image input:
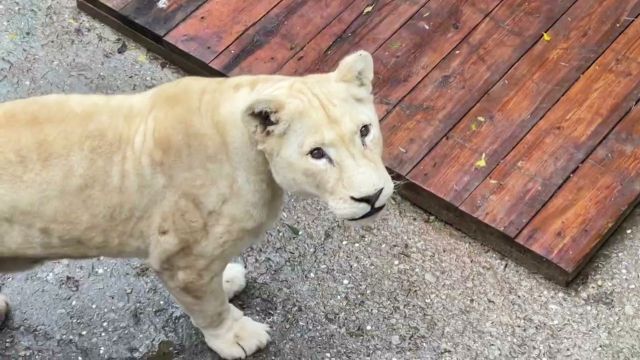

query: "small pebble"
left=625, top=305, right=634, bottom=315
left=343, top=279, right=349, bottom=285
left=391, top=335, right=401, bottom=345
left=424, top=272, right=436, bottom=283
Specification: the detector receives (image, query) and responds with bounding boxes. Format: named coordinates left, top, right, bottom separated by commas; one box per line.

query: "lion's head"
left=243, top=51, right=394, bottom=222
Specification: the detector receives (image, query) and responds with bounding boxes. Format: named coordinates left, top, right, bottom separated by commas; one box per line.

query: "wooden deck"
left=78, top=0, right=640, bottom=284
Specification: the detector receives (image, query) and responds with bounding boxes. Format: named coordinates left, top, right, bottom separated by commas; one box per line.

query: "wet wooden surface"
left=516, top=104, right=640, bottom=277
left=79, top=0, right=640, bottom=284
left=121, top=0, right=208, bottom=35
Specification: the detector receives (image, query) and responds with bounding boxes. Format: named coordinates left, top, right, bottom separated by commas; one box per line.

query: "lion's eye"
left=309, top=147, right=327, bottom=160
left=360, top=124, right=371, bottom=139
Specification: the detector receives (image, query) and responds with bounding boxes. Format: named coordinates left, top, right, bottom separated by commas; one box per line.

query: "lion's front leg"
left=157, top=259, right=268, bottom=359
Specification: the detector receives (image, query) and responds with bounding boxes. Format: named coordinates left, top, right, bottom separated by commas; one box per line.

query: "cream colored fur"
left=0, top=51, right=393, bottom=358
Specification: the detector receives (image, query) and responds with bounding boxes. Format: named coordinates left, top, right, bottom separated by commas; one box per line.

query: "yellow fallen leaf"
left=363, top=4, right=374, bottom=15
left=542, top=32, right=551, bottom=42
left=470, top=122, right=478, bottom=131
left=68, top=19, right=78, bottom=25
left=137, top=53, right=148, bottom=63
left=7, top=33, right=18, bottom=41
left=474, top=153, right=487, bottom=169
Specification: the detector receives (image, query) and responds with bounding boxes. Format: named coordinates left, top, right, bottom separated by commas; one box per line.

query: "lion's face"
left=243, top=51, right=394, bottom=222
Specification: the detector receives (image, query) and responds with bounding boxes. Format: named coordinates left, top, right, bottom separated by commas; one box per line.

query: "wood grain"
left=120, top=0, right=207, bottom=36
left=407, top=0, right=640, bottom=204
left=282, top=0, right=430, bottom=76
left=165, top=0, right=282, bottom=63
left=78, top=0, right=221, bottom=76
left=280, top=0, right=388, bottom=75
left=517, top=104, right=640, bottom=276
left=372, top=0, right=507, bottom=116
left=210, top=0, right=355, bottom=75
left=460, top=19, right=640, bottom=237
left=383, top=0, right=579, bottom=176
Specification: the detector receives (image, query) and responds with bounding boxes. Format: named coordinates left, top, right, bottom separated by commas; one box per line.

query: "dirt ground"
left=0, top=1, right=639, bottom=359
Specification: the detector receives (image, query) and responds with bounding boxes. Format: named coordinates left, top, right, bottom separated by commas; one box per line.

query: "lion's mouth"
left=348, top=205, right=386, bottom=221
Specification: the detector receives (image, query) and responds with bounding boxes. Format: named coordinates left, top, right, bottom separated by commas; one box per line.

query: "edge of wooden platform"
left=77, top=0, right=223, bottom=77
left=395, top=175, right=574, bottom=285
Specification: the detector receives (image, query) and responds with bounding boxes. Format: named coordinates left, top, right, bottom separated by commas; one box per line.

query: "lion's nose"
left=350, top=188, right=384, bottom=208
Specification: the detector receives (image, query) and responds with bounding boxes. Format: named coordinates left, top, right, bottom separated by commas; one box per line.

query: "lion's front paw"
left=204, top=309, right=270, bottom=359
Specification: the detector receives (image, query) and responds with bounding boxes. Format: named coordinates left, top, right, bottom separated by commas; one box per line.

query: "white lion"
left=0, top=50, right=393, bottom=358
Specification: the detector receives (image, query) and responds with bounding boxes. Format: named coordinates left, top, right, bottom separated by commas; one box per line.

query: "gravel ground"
left=0, top=1, right=639, bottom=359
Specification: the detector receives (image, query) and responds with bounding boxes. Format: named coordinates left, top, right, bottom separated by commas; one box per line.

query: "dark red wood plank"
left=280, top=0, right=429, bottom=76
left=372, top=0, right=511, bottom=116
left=460, top=19, right=640, bottom=237
left=210, top=0, right=356, bottom=75
left=279, top=0, right=387, bottom=75
left=517, top=104, right=640, bottom=276
left=121, top=0, right=207, bottom=36
left=407, top=0, right=640, bottom=204
left=383, top=0, right=581, bottom=176
left=165, top=0, right=282, bottom=63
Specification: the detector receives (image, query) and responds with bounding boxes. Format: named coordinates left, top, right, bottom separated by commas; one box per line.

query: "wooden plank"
left=120, top=0, right=207, bottom=36
left=373, top=0, right=508, bottom=115
left=460, top=19, right=640, bottom=237
left=279, top=0, right=386, bottom=76
left=406, top=0, right=640, bottom=203
left=280, top=0, right=429, bottom=76
left=78, top=0, right=221, bottom=76
left=165, top=0, right=282, bottom=64
left=383, top=0, right=577, bottom=175
left=517, top=104, right=640, bottom=278
left=210, top=0, right=356, bottom=75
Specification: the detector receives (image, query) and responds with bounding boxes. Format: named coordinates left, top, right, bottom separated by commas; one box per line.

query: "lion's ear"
left=243, top=99, right=288, bottom=144
left=334, top=50, right=374, bottom=93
